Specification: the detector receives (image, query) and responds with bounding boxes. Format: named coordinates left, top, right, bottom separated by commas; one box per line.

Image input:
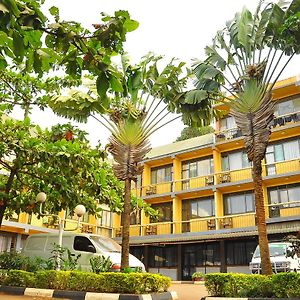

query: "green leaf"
left=109, top=74, right=123, bottom=92
left=96, top=72, right=109, bottom=98
left=185, top=90, right=208, bottom=104
left=49, top=6, right=59, bottom=17
left=123, top=19, right=139, bottom=32
left=12, top=31, right=24, bottom=61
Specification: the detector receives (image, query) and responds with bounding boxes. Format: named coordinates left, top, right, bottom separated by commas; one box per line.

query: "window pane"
left=229, top=152, right=243, bottom=170
left=269, top=189, right=279, bottom=204
left=245, top=194, right=254, bottom=212
left=279, top=189, right=288, bottom=203
left=191, top=202, right=198, bottom=218
left=283, top=140, right=299, bottom=160
left=288, top=186, right=300, bottom=203
left=242, top=152, right=251, bottom=168
left=277, top=100, right=294, bottom=115
left=274, top=144, right=284, bottom=161
left=189, top=162, right=198, bottom=178
left=221, top=156, right=229, bottom=171
left=198, top=160, right=210, bottom=176
left=197, top=199, right=213, bottom=217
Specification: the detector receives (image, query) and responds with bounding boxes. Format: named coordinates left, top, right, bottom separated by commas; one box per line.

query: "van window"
left=73, top=236, right=96, bottom=253
left=253, top=243, right=287, bottom=258
left=91, top=236, right=121, bottom=252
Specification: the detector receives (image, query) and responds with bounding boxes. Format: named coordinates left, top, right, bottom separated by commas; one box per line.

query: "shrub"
left=272, top=273, right=300, bottom=298
left=0, top=251, right=50, bottom=272
left=205, top=273, right=274, bottom=298
left=3, top=270, right=35, bottom=287
left=90, top=255, right=112, bottom=273
left=5, top=270, right=171, bottom=294
left=192, top=271, right=205, bottom=280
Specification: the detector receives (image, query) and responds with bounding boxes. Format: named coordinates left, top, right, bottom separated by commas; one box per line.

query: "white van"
left=22, top=232, right=145, bottom=272
left=249, top=242, right=300, bottom=273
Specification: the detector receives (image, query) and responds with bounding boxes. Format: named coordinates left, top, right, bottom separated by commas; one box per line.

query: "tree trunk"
left=0, top=204, right=6, bottom=228
left=252, top=157, right=272, bottom=275
left=121, top=178, right=131, bottom=270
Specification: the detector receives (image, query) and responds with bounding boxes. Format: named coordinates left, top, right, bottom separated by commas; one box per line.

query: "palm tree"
left=170, top=0, right=300, bottom=274
left=50, top=54, right=212, bottom=269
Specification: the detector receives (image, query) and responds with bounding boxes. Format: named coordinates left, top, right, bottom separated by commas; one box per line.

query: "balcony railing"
left=138, top=159, right=300, bottom=196
left=267, top=201, right=300, bottom=218
left=216, top=168, right=252, bottom=184
left=264, top=158, right=300, bottom=176
left=272, top=111, right=300, bottom=128
left=215, top=128, right=243, bottom=142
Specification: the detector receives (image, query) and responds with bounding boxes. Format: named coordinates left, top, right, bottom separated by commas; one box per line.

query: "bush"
left=205, top=273, right=274, bottom=298
left=3, top=270, right=35, bottom=287
left=6, top=270, right=171, bottom=294
left=0, top=251, right=50, bottom=272
left=90, top=255, right=112, bottom=273
left=272, top=273, right=300, bottom=298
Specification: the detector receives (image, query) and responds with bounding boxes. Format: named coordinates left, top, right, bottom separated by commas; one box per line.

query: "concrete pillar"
left=16, top=234, right=22, bottom=252
left=172, top=196, right=182, bottom=234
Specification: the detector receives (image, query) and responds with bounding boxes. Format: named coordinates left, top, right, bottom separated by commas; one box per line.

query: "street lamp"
left=36, top=192, right=86, bottom=270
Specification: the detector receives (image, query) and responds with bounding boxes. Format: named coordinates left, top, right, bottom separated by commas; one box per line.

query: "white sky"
left=12, top=0, right=300, bottom=148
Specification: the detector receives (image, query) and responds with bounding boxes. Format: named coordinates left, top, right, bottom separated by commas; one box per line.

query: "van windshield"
left=253, top=243, right=287, bottom=258
left=90, top=236, right=121, bottom=252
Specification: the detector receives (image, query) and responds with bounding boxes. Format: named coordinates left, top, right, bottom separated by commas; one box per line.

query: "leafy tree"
left=0, top=114, right=125, bottom=225
left=49, top=54, right=200, bottom=270
left=0, top=0, right=138, bottom=81
left=175, top=126, right=214, bottom=142
left=170, top=0, right=300, bottom=274
left=0, top=68, right=80, bottom=118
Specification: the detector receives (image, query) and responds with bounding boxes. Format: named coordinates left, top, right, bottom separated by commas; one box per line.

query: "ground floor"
left=130, top=231, right=298, bottom=280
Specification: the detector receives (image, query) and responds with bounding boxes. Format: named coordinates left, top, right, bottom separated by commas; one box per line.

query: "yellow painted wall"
left=172, top=197, right=182, bottom=233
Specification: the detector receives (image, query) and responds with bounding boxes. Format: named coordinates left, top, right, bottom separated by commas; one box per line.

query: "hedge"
left=0, top=270, right=171, bottom=294
left=205, top=273, right=300, bottom=298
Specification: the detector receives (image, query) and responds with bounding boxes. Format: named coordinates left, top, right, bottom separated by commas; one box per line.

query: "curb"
left=0, top=286, right=178, bottom=300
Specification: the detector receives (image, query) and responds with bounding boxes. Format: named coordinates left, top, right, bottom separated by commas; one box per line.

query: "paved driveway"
left=169, top=282, right=208, bottom=300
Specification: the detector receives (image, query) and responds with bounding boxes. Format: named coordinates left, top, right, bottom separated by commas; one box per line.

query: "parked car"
left=22, top=232, right=145, bottom=272
left=249, top=242, right=300, bottom=273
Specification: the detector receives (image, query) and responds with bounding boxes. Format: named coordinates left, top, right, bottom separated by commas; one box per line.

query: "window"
left=182, top=243, right=220, bottom=267
left=182, top=157, right=214, bottom=179
left=226, top=240, right=257, bottom=265
left=151, top=165, right=173, bottom=184
left=182, top=197, right=215, bottom=220
left=73, top=236, right=96, bottom=253
left=266, top=138, right=300, bottom=175
left=275, top=96, right=300, bottom=116
left=150, top=202, right=172, bottom=223
left=220, top=116, right=237, bottom=131
left=148, top=245, right=177, bottom=267
left=268, top=183, right=300, bottom=207
left=97, top=208, right=112, bottom=228
left=222, top=151, right=251, bottom=171
left=224, top=191, right=255, bottom=215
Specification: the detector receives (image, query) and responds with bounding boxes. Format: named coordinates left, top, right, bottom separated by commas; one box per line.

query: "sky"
left=12, top=0, right=300, bottom=148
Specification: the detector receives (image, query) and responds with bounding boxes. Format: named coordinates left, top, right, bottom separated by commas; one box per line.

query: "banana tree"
left=171, top=0, right=300, bottom=274
left=50, top=54, right=213, bottom=269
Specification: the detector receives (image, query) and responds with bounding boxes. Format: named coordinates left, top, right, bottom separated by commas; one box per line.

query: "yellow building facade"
left=113, top=76, right=300, bottom=280
left=1, top=76, right=300, bottom=280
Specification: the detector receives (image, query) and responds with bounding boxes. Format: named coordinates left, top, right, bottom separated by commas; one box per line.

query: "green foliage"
left=272, top=273, right=300, bottom=298
left=20, top=270, right=171, bottom=294
left=3, top=270, right=35, bottom=287
left=0, top=114, right=125, bottom=223
left=90, top=255, right=112, bottom=273
left=175, top=126, right=214, bottom=142
left=48, top=243, right=81, bottom=271
left=0, top=251, right=49, bottom=272
left=191, top=271, right=205, bottom=280
left=204, top=273, right=300, bottom=298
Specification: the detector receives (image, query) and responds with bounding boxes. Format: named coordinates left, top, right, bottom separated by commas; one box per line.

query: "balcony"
left=215, top=128, right=243, bottom=142
left=264, top=158, right=300, bottom=176
left=216, top=168, right=252, bottom=184
left=272, top=111, right=300, bottom=128
left=142, top=182, right=173, bottom=196
left=267, top=201, right=300, bottom=219
left=174, top=175, right=213, bottom=191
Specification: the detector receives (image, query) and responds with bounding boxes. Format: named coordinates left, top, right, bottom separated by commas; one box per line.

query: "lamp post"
left=36, top=192, right=86, bottom=270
